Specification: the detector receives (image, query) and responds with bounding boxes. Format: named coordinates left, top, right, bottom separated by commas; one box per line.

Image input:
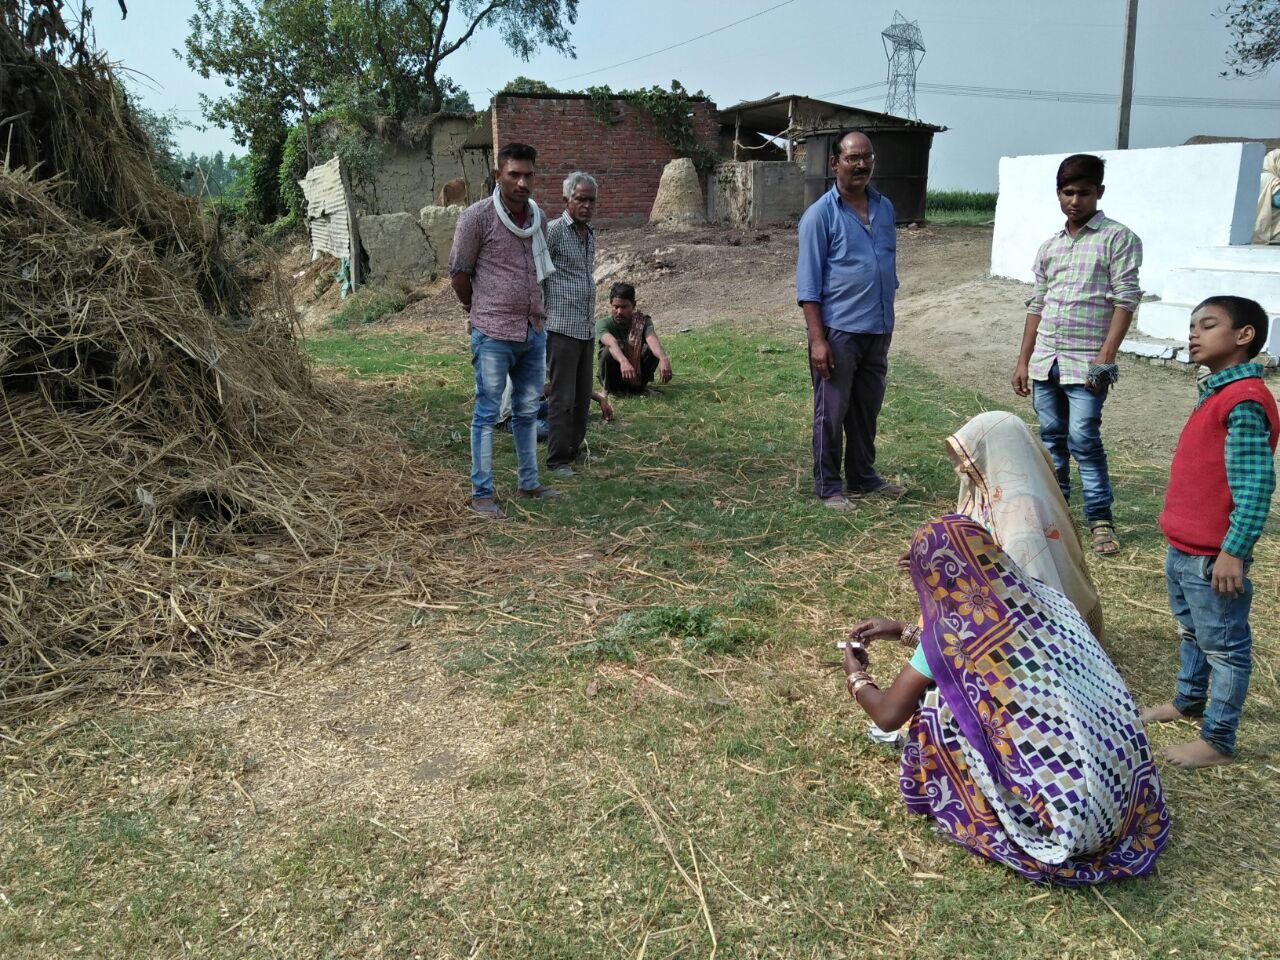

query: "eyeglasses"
left=840, top=152, right=875, bottom=165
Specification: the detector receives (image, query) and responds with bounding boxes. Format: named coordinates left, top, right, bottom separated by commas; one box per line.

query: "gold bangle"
left=900, top=622, right=922, bottom=647
left=852, top=676, right=878, bottom=698
left=846, top=670, right=874, bottom=697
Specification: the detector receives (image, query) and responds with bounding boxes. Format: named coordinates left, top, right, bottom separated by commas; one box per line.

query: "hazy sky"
left=93, top=0, right=1278, bottom=190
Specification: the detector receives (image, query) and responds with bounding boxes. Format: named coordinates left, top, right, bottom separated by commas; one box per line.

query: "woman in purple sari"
left=843, top=515, right=1168, bottom=885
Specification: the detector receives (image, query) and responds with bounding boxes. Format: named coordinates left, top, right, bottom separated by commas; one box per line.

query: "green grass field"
left=3, top=318, right=1278, bottom=958
left=926, top=190, right=998, bottom=226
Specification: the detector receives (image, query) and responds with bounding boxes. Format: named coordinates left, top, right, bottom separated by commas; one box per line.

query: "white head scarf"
left=492, top=188, right=555, bottom=282
left=946, top=411, right=1104, bottom=640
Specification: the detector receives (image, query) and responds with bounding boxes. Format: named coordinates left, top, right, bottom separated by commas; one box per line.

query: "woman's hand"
left=842, top=643, right=869, bottom=676
left=848, top=617, right=906, bottom=644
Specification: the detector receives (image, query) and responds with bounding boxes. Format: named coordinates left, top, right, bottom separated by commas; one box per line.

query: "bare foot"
left=1140, top=703, right=1188, bottom=724
left=1162, top=739, right=1233, bottom=769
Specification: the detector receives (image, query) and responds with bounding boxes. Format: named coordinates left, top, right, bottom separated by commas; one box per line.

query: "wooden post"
left=1116, top=0, right=1138, bottom=149
left=785, top=98, right=794, bottom=161
left=339, top=159, right=361, bottom=291
left=733, top=111, right=740, bottom=162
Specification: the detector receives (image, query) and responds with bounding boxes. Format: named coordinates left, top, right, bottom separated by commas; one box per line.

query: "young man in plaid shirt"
left=1144, top=296, right=1277, bottom=769
left=1012, top=154, right=1141, bottom=555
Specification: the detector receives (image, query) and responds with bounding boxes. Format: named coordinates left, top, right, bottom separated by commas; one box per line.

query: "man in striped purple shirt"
left=1012, top=154, right=1142, bottom=556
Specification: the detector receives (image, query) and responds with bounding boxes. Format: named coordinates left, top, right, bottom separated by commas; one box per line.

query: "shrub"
left=579, top=604, right=764, bottom=662
left=327, top=287, right=406, bottom=329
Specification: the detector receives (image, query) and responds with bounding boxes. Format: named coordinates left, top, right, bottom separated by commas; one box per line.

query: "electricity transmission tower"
left=882, top=11, right=925, bottom=119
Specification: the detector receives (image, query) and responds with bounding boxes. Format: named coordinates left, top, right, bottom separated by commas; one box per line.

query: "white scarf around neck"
left=492, top=188, right=555, bottom=282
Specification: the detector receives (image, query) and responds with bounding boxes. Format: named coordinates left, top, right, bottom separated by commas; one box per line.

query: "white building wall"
left=990, top=142, right=1264, bottom=298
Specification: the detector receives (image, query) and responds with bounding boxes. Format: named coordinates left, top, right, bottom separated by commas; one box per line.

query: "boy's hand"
left=1011, top=362, right=1030, bottom=397
left=658, top=357, right=672, bottom=383
left=1211, top=553, right=1246, bottom=598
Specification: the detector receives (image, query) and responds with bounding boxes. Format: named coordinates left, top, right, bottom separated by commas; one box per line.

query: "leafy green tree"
left=498, top=76, right=561, bottom=95
left=182, top=0, right=577, bottom=148
left=181, top=150, right=244, bottom=198
left=439, top=79, right=475, bottom=113
left=123, top=89, right=188, bottom=190
left=1221, top=1, right=1280, bottom=75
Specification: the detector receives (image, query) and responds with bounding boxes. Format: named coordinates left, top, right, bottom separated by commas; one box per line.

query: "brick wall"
left=491, top=95, right=721, bottom=223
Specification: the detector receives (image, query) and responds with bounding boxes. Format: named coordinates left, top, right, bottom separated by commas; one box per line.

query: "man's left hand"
left=1211, top=552, right=1246, bottom=598
left=658, top=357, right=672, bottom=384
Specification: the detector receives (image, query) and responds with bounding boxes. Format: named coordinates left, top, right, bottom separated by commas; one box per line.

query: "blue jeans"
left=1166, top=546, right=1254, bottom=756
left=1031, top=361, right=1112, bottom=522
left=470, top=327, right=545, bottom=500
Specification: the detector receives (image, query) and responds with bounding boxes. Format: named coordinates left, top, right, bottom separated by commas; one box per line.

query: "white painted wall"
left=990, top=142, right=1265, bottom=298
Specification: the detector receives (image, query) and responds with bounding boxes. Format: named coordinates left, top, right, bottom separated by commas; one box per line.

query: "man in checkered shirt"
left=1011, top=153, right=1142, bottom=556
left=543, top=171, right=599, bottom=476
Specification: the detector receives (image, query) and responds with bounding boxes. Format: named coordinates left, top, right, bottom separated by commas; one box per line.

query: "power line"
left=816, top=79, right=1279, bottom=112
left=917, top=81, right=1280, bottom=110
left=552, top=0, right=795, bottom=84
left=815, top=81, right=886, bottom=100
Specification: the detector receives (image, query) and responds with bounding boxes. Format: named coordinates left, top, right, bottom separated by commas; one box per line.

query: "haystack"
left=0, top=17, right=243, bottom=315
left=649, top=158, right=707, bottom=228
left=0, top=21, right=467, bottom=714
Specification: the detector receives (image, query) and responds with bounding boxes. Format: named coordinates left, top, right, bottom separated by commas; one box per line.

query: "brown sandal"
left=1090, top=521, right=1119, bottom=556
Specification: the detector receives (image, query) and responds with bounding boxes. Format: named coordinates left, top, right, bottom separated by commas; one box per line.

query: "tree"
left=499, top=75, right=561, bottom=95
left=1220, top=0, right=1280, bottom=76
left=182, top=0, right=577, bottom=149
left=439, top=78, right=475, bottom=113
left=124, top=89, right=188, bottom=189
left=180, top=150, right=243, bottom=198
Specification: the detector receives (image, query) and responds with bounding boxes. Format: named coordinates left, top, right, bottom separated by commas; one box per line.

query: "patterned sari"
left=947, top=411, right=1104, bottom=640
left=899, top=516, right=1168, bottom=885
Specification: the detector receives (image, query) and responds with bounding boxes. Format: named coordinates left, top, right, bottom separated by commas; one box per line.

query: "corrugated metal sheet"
left=301, top=156, right=352, bottom=259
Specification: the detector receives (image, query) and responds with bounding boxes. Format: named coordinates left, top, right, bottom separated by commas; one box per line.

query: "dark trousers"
left=599, top=348, right=658, bottom=394
left=546, top=331, right=594, bottom=467
left=811, top=328, right=890, bottom=498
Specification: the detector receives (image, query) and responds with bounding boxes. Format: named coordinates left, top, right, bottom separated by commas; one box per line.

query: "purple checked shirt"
left=1026, top=210, right=1142, bottom=385
left=448, top=196, right=547, bottom=341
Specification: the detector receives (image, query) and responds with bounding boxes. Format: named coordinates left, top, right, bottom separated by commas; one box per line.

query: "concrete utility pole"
left=1116, top=0, right=1139, bottom=149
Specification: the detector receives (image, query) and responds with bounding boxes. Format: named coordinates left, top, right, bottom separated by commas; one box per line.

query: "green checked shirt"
left=1200, top=364, right=1277, bottom=559
left=1026, top=211, right=1142, bottom=385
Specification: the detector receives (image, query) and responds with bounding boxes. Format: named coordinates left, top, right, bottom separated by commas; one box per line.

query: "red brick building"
left=487, top=93, right=721, bottom=223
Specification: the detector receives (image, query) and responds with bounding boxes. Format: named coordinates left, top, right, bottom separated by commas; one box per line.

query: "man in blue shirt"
left=796, top=130, right=903, bottom=510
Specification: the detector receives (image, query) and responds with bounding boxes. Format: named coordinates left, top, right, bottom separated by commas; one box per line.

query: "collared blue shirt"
left=796, top=185, right=898, bottom=334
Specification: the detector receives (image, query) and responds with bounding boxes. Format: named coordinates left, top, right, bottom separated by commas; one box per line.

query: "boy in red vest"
left=1143, top=296, right=1278, bottom=768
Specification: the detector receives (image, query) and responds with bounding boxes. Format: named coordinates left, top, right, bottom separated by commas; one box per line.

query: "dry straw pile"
left=1, top=19, right=468, bottom=714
